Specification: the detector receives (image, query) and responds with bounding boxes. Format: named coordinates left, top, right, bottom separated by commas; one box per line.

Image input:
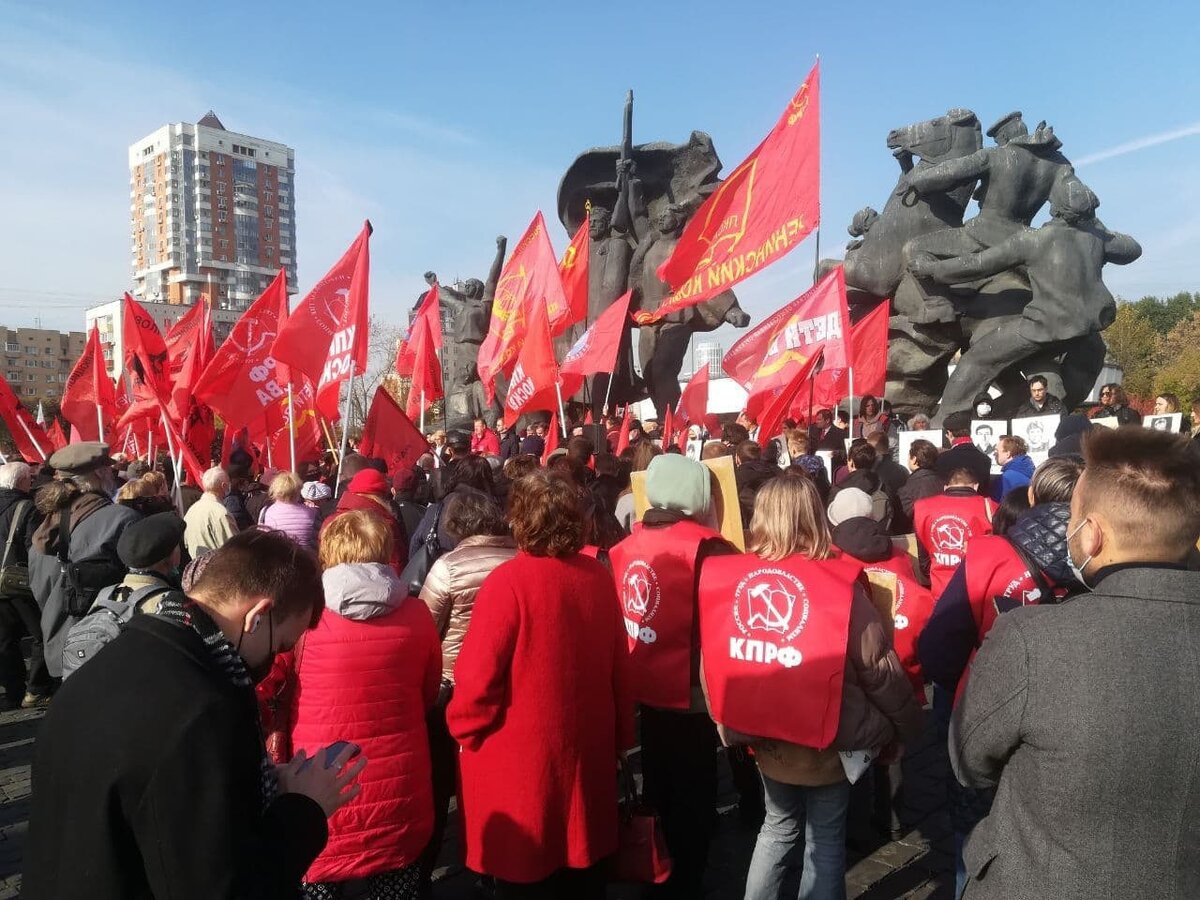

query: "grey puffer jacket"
left=717, top=586, right=925, bottom=786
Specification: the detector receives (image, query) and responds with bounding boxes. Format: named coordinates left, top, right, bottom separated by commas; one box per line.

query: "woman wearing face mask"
left=24, top=528, right=366, bottom=900
left=291, top=510, right=442, bottom=900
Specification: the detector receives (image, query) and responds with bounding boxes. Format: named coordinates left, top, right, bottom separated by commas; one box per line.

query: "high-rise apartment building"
left=128, top=111, right=297, bottom=310
left=693, top=340, right=725, bottom=378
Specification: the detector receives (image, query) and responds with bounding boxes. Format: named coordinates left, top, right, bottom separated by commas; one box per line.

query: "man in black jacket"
left=0, top=461, right=47, bottom=708
left=936, top=411, right=992, bottom=496
left=25, top=529, right=366, bottom=899
left=897, top=439, right=946, bottom=534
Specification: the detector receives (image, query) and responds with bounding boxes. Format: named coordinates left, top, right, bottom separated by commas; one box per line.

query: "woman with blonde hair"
left=291, top=509, right=441, bottom=899
left=261, top=471, right=319, bottom=549
left=699, top=474, right=922, bottom=900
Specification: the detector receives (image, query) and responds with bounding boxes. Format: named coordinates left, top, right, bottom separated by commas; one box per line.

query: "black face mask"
left=235, top=612, right=276, bottom=685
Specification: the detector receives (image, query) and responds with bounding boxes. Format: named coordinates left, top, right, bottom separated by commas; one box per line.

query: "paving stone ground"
left=0, top=700, right=952, bottom=899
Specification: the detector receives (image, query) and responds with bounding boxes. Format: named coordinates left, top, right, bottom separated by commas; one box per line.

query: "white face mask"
left=1066, top=518, right=1094, bottom=590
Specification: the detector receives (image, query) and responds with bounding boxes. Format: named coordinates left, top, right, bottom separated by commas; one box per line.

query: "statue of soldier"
left=909, top=178, right=1141, bottom=423
left=630, top=204, right=750, bottom=416
left=899, top=111, right=1076, bottom=324
left=587, top=188, right=640, bottom=414
left=426, top=235, right=507, bottom=431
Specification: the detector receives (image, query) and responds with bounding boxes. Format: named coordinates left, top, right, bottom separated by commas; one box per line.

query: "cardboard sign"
left=898, top=430, right=942, bottom=467
left=1010, top=414, right=1059, bottom=465
left=631, top=454, right=745, bottom=550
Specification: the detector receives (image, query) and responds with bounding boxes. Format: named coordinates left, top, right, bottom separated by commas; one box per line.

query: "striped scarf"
left=155, top=594, right=280, bottom=807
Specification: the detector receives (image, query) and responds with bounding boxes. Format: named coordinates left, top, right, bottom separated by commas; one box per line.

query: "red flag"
left=677, top=363, right=711, bottom=427
left=615, top=405, right=633, bottom=456
left=46, top=419, right=68, bottom=452
left=541, top=411, right=561, bottom=465
left=396, top=284, right=443, bottom=375
left=660, top=404, right=675, bottom=450
left=164, top=298, right=212, bottom=422
left=677, top=426, right=690, bottom=454
left=359, top=387, right=428, bottom=477
left=271, top=221, right=371, bottom=415
left=551, top=215, right=590, bottom=336
left=584, top=409, right=593, bottom=425
left=639, top=63, right=820, bottom=323
left=405, top=312, right=443, bottom=421
left=755, top=350, right=825, bottom=446
left=558, top=290, right=632, bottom=397
left=264, top=377, right=324, bottom=468
left=503, top=301, right=560, bottom=428
left=195, top=271, right=291, bottom=431
left=813, top=300, right=890, bottom=408
left=62, top=324, right=119, bottom=442
left=0, top=376, right=51, bottom=462
left=477, top=212, right=567, bottom=401
left=732, top=267, right=849, bottom=418
left=123, top=293, right=171, bottom=403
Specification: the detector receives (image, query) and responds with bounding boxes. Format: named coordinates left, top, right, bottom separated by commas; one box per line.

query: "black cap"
left=117, top=512, right=185, bottom=569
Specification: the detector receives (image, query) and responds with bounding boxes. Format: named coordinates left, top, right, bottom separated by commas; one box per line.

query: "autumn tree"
left=1153, top=309, right=1200, bottom=405
left=1104, top=303, right=1158, bottom=399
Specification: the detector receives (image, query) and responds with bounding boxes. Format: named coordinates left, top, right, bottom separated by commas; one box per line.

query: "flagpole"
left=554, top=381, right=568, bottom=439
left=847, top=367, right=855, bottom=440
left=601, top=373, right=614, bottom=418
left=335, top=367, right=355, bottom=496
left=419, top=389, right=426, bottom=434
left=96, top=403, right=105, bottom=443
left=16, top=418, right=46, bottom=463
left=287, top=385, right=297, bottom=473
left=147, top=427, right=154, bottom=465
left=158, top=412, right=183, bottom=513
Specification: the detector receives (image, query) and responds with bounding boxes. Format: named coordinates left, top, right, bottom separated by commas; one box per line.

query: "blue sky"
left=1, top=0, right=1199, bottom=341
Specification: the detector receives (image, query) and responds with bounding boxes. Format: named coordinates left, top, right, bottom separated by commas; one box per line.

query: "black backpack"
left=57, top=508, right=128, bottom=617
left=61, top=583, right=177, bottom=679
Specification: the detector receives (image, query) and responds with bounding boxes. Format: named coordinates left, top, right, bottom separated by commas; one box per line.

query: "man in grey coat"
left=29, top=444, right=140, bottom=680
left=951, top=426, right=1200, bottom=899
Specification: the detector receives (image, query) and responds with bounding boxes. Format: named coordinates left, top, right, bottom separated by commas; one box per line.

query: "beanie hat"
left=301, top=481, right=332, bottom=502
left=827, top=487, right=874, bottom=526
left=347, top=468, right=389, bottom=496
left=645, top=455, right=711, bottom=517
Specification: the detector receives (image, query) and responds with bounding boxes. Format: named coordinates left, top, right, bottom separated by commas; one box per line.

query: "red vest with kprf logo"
left=699, top=553, right=859, bottom=748
left=913, top=492, right=996, bottom=598
left=609, top=519, right=721, bottom=710
left=854, top=549, right=935, bottom=700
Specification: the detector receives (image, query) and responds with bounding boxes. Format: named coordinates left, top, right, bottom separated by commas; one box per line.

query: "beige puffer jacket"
left=419, top=535, right=518, bottom=684
left=712, top=586, right=925, bottom=786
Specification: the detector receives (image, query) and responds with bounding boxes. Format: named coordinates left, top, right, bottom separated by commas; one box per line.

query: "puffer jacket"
left=918, top=502, right=1078, bottom=695
left=725, top=586, right=924, bottom=787
left=290, top=562, right=442, bottom=882
left=419, top=535, right=518, bottom=684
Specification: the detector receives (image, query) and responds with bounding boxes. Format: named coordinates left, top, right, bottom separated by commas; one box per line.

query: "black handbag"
left=0, top=501, right=33, bottom=601
left=400, top=505, right=442, bottom=597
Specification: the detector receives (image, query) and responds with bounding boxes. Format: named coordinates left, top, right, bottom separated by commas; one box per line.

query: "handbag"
left=400, top=504, right=443, bottom=597
left=0, top=501, right=34, bottom=600
left=608, top=759, right=672, bottom=885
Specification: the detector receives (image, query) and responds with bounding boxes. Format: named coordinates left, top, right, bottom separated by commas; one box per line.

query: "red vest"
left=608, top=520, right=720, bottom=710
left=699, top=553, right=859, bottom=748
left=913, top=493, right=996, bottom=597
left=856, top=549, right=935, bottom=699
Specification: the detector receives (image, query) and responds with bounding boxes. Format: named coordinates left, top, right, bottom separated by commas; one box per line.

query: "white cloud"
left=1075, top=122, right=1200, bottom=167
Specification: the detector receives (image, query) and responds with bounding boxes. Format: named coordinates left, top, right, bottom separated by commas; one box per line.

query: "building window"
left=41, top=360, right=55, bottom=369
left=216, top=184, right=225, bottom=195
left=3, top=343, right=17, bottom=353
left=5, top=372, right=17, bottom=380
left=23, top=387, right=35, bottom=396
left=25, top=374, right=35, bottom=382
left=25, top=359, right=36, bottom=368
left=218, top=212, right=228, bottom=223
left=217, top=198, right=227, bottom=209
left=220, top=240, right=229, bottom=250
left=142, top=145, right=154, bottom=157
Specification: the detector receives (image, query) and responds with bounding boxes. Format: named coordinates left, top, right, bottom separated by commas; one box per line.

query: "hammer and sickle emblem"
left=787, top=83, right=811, bottom=126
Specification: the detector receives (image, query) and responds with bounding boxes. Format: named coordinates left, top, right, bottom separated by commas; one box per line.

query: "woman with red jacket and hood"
left=321, top=468, right=408, bottom=573
left=291, top=510, right=442, bottom=900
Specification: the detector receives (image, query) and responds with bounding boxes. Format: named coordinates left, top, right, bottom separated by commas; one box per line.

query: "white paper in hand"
left=839, top=748, right=877, bottom=784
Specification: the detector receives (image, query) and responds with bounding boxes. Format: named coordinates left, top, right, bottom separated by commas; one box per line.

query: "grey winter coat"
left=30, top=493, right=139, bottom=678
left=951, top=566, right=1200, bottom=899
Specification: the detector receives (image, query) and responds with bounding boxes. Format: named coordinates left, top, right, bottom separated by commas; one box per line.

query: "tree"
left=1153, top=310, right=1200, bottom=406
left=1129, top=291, right=1200, bottom=335
left=346, top=315, right=404, bottom=439
left=1104, top=303, right=1157, bottom=400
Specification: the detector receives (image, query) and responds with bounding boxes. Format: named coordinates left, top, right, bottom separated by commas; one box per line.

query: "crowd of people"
left=11, top=373, right=1200, bottom=900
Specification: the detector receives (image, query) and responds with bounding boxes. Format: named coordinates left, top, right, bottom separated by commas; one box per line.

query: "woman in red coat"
left=447, top=471, right=633, bottom=899
left=291, top=510, right=442, bottom=899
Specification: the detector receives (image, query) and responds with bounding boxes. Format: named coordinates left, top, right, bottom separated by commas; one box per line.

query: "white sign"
left=1145, top=412, right=1182, bottom=434
left=897, top=430, right=942, bottom=468
left=1010, top=414, right=1060, bottom=465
